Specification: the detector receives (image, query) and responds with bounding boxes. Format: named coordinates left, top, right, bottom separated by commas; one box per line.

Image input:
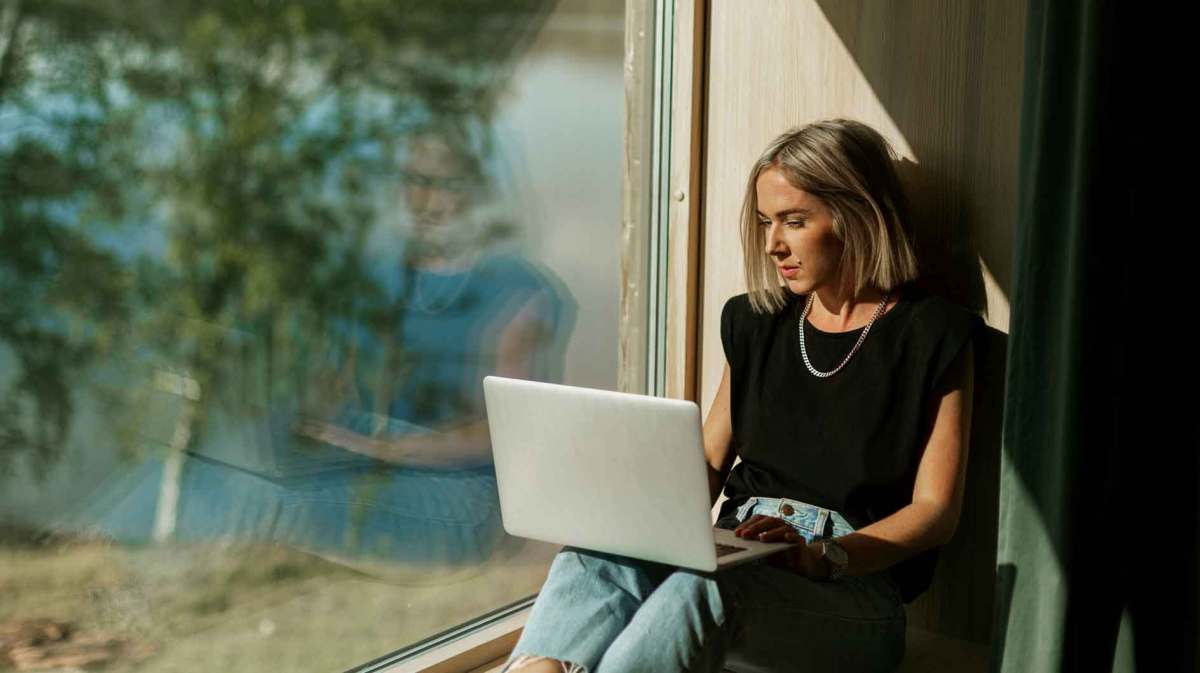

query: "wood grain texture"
left=698, top=0, right=1026, bottom=644
left=663, top=0, right=708, bottom=403
left=617, top=0, right=654, bottom=394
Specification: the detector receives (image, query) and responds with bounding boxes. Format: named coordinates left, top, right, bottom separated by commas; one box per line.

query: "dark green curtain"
left=994, top=2, right=1197, bottom=672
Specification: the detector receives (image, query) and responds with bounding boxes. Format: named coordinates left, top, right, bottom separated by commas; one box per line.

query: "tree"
left=0, top=0, right=556, bottom=537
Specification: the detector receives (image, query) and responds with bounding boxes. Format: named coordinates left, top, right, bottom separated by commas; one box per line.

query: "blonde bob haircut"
left=740, top=119, right=919, bottom=314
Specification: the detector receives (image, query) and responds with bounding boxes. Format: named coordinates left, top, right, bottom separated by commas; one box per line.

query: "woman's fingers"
left=733, top=515, right=801, bottom=542
left=756, top=526, right=801, bottom=542
left=732, top=515, right=764, bottom=536
left=734, top=515, right=774, bottom=537
left=737, top=516, right=774, bottom=537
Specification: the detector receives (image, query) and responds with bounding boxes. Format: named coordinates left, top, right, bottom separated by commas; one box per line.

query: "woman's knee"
left=534, top=547, right=665, bottom=614
left=646, top=570, right=729, bottom=626
left=554, top=547, right=663, bottom=584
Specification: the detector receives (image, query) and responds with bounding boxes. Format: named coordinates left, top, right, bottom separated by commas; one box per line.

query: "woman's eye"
left=785, top=219, right=805, bottom=227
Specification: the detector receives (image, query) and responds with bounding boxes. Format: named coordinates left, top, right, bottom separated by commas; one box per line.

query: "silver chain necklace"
left=797, top=290, right=891, bottom=378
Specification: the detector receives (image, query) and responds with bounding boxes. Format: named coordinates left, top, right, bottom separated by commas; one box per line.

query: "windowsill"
left=372, top=603, right=530, bottom=673
left=378, top=612, right=992, bottom=673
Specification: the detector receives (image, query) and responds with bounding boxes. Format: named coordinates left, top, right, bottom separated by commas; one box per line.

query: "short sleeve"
left=482, top=255, right=576, bottom=384
left=928, top=305, right=985, bottom=396
left=720, top=295, right=739, bottom=366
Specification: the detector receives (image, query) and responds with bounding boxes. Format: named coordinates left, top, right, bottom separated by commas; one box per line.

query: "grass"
left=0, top=525, right=558, bottom=672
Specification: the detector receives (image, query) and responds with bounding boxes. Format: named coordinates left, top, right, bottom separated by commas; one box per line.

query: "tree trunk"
left=151, top=373, right=200, bottom=544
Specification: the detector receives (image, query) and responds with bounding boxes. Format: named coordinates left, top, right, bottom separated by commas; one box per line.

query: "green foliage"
left=0, top=0, right=557, bottom=477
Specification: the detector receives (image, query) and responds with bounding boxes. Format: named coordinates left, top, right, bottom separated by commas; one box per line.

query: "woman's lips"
left=780, top=266, right=800, bottom=278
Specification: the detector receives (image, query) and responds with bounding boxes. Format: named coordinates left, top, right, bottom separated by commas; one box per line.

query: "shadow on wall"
left=816, top=0, right=1024, bottom=312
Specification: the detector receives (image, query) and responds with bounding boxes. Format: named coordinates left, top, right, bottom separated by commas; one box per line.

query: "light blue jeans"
left=502, top=496, right=906, bottom=673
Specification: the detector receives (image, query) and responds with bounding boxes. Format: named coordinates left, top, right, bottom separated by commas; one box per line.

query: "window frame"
left=357, top=0, right=708, bottom=668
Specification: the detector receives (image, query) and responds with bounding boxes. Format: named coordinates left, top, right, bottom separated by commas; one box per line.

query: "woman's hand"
left=733, top=515, right=830, bottom=579
left=292, top=415, right=494, bottom=469
left=292, top=417, right=394, bottom=460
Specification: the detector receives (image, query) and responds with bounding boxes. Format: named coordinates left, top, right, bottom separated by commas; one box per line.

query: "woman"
left=281, top=118, right=574, bottom=581
left=502, top=119, right=982, bottom=673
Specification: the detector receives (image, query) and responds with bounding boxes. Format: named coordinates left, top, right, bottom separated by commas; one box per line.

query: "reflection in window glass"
left=0, top=1, right=622, bottom=670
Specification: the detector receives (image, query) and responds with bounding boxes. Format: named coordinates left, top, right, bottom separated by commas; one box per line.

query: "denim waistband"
left=723, top=496, right=857, bottom=541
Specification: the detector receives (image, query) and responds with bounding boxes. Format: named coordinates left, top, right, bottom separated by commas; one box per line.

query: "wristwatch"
left=818, top=539, right=849, bottom=581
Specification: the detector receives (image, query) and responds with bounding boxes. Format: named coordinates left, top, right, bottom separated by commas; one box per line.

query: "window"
left=0, top=1, right=626, bottom=670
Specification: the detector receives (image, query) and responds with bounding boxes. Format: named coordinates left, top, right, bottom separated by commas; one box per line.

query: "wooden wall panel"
left=663, top=0, right=707, bottom=403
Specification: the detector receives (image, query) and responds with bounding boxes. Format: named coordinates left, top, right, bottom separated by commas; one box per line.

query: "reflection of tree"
left=0, top=0, right=556, bottom=500
left=0, top=1, right=133, bottom=479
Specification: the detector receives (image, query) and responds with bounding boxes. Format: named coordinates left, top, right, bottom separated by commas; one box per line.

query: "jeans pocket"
left=828, top=511, right=858, bottom=538
left=771, top=498, right=821, bottom=537
left=733, top=497, right=759, bottom=522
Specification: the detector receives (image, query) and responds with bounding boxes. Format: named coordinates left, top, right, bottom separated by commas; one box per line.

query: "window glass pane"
left=0, top=0, right=623, bottom=670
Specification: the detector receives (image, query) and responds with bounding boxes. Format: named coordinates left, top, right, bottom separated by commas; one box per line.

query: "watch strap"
left=821, top=540, right=848, bottom=581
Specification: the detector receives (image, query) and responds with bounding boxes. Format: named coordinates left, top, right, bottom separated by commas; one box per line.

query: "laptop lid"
left=484, top=376, right=739, bottom=571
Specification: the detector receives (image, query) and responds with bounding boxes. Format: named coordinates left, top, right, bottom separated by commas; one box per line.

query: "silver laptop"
left=482, top=376, right=791, bottom=572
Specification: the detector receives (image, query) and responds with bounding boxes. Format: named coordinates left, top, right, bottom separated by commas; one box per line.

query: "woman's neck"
left=412, top=250, right=479, bottom=273
left=808, top=284, right=899, bottom=332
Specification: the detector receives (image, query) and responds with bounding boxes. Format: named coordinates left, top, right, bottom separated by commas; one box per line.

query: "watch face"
left=825, top=541, right=848, bottom=566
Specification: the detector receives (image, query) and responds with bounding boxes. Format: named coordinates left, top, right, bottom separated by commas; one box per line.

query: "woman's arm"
left=744, top=339, right=975, bottom=579
left=295, top=417, right=492, bottom=469
left=703, top=363, right=737, bottom=506
left=296, top=290, right=553, bottom=470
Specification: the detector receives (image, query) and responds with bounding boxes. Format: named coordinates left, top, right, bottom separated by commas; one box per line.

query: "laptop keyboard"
left=715, top=542, right=747, bottom=557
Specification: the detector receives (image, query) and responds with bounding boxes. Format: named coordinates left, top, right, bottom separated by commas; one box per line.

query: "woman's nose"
left=763, top=222, right=785, bottom=255
left=409, top=185, right=461, bottom=219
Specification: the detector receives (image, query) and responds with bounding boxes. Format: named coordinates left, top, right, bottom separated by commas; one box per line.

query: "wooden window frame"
left=363, top=0, right=708, bottom=670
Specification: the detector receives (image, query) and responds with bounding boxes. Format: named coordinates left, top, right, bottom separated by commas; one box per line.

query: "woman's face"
left=755, top=166, right=844, bottom=295
left=403, top=134, right=474, bottom=230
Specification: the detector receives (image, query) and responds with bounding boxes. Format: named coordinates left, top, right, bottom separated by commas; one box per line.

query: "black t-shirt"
left=717, top=283, right=983, bottom=604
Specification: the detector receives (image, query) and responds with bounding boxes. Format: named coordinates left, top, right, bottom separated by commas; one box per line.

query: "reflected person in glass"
left=285, top=116, right=574, bottom=581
